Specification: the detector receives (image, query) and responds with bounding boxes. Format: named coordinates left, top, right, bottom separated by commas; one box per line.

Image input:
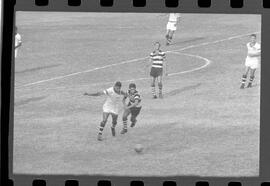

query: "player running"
left=121, top=83, right=142, bottom=134
left=148, top=42, right=167, bottom=99
left=165, top=13, right=181, bottom=45
left=240, top=34, right=261, bottom=89
left=14, top=26, right=22, bottom=58
left=84, top=81, right=126, bottom=141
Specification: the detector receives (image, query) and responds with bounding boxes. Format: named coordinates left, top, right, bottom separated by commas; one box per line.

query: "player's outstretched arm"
left=164, top=59, right=168, bottom=76
left=146, top=58, right=151, bottom=75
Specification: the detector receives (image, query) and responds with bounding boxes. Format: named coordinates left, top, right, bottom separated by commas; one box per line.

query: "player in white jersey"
left=240, top=34, right=261, bottom=89
left=14, top=26, right=22, bottom=58
left=84, top=81, right=126, bottom=141
left=148, top=42, right=167, bottom=99
left=166, top=13, right=181, bottom=45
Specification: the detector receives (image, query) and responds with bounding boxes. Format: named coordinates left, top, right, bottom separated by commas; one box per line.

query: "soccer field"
left=13, top=12, right=260, bottom=176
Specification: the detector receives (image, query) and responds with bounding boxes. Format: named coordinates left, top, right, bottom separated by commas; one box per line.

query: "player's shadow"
left=165, top=83, right=201, bottom=97
left=170, top=37, right=205, bottom=46
left=15, top=96, right=47, bottom=107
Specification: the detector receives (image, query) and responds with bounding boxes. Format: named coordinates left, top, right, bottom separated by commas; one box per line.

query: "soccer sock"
left=241, top=75, right=247, bottom=84
left=151, top=85, right=156, bottom=97
left=158, top=83, right=162, bottom=95
left=249, top=75, right=255, bottom=84
left=111, top=121, right=117, bottom=128
left=123, top=120, right=127, bottom=129
left=98, top=121, right=106, bottom=135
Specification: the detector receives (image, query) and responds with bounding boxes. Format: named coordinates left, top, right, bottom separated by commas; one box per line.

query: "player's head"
left=250, top=34, right=256, bottom=43
left=14, top=26, right=18, bottom=34
left=154, top=42, right=161, bottom=50
left=114, top=81, right=122, bottom=93
left=129, top=83, right=136, bottom=94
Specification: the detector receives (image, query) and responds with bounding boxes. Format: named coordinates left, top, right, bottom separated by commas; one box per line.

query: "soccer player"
left=240, top=34, right=261, bottom=89
left=121, top=83, right=142, bottom=134
left=84, top=81, right=126, bottom=141
left=14, top=26, right=22, bottom=58
left=165, top=13, right=181, bottom=45
left=149, top=42, right=167, bottom=99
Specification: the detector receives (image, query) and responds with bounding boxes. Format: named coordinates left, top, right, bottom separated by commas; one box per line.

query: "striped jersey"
left=150, top=50, right=166, bottom=68
left=125, top=90, right=141, bottom=107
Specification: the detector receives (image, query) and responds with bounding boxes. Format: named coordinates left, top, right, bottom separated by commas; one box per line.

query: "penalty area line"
left=15, top=31, right=258, bottom=89
left=17, top=52, right=211, bottom=92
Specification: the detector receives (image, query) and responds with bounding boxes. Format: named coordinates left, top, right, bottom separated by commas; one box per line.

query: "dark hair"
left=114, top=81, right=122, bottom=87
left=129, top=83, right=136, bottom=89
left=250, top=34, right=256, bottom=38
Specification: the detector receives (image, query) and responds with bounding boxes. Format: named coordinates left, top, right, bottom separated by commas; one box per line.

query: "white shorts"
left=245, top=58, right=259, bottom=69
left=166, top=22, right=177, bottom=31
left=103, top=103, right=119, bottom=115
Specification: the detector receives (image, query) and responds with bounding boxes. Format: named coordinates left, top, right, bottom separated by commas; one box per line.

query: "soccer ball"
left=134, top=144, right=143, bottom=153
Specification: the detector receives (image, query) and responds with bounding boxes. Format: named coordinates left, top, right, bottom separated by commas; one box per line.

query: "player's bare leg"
left=121, top=109, right=131, bottom=134
left=166, top=30, right=172, bottom=45
left=111, top=113, right=118, bottom=137
left=130, top=107, right=142, bottom=128
left=165, top=30, right=170, bottom=41
left=98, top=112, right=110, bottom=141
left=151, top=77, right=157, bottom=99
left=241, top=67, right=250, bottom=89
left=169, top=30, right=175, bottom=44
left=247, top=69, right=256, bottom=88
left=157, top=76, right=163, bottom=98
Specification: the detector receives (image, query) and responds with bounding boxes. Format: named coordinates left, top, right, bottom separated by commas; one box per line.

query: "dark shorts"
left=150, top=67, right=163, bottom=78
left=127, top=102, right=142, bottom=117
left=130, top=106, right=142, bottom=117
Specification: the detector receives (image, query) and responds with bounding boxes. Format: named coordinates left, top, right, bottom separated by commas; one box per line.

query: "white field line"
left=167, top=51, right=211, bottom=76
left=15, top=31, right=259, bottom=89
left=79, top=52, right=211, bottom=87
left=16, top=52, right=211, bottom=94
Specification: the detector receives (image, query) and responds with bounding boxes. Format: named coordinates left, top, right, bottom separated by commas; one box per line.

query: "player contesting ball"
left=84, top=81, right=126, bottom=141
left=121, top=83, right=142, bottom=134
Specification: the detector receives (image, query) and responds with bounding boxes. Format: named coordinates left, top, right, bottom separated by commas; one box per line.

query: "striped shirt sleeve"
left=134, top=94, right=141, bottom=101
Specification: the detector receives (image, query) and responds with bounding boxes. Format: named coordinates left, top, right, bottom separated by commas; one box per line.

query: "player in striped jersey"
left=84, top=81, right=126, bottom=141
left=121, top=83, right=142, bottom=134
left=148, top=42, right=167, bottom=99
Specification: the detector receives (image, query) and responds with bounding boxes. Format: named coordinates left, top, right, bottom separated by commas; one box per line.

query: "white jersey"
left=102, top=87, right=124, bottom=115
left=246, top=42, right=261, bottom=62
left=168, top=13, right=181, bottom=22
left=15, top=33, right=22, bottom=58
left=245, top=42, right=261, bottom=69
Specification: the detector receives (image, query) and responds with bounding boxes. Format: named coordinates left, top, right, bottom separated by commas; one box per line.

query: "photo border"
left=2, top=0, right=270, bottom=185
